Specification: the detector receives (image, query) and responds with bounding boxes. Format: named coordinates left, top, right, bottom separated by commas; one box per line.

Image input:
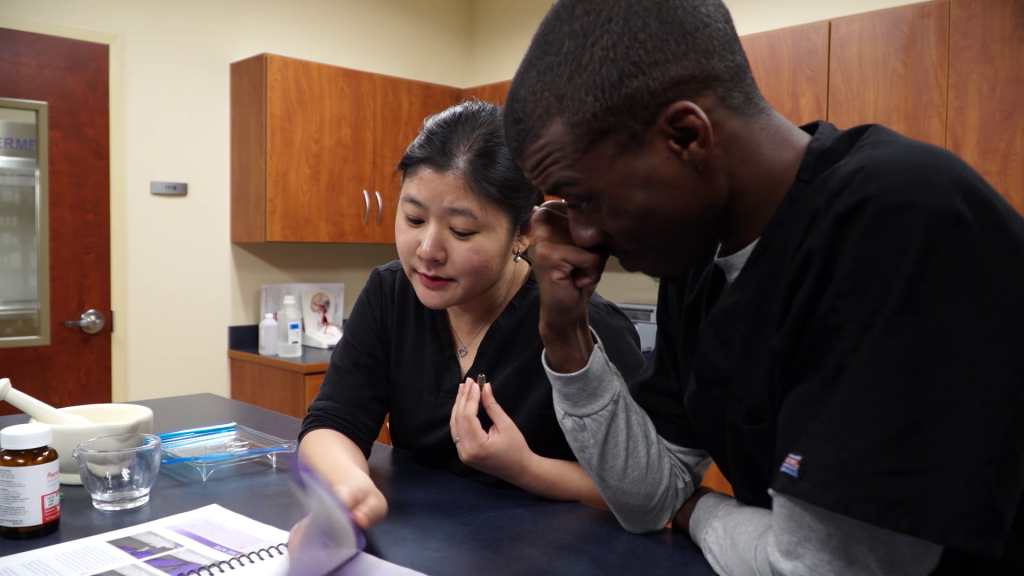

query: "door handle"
left=363, top=190, right=370, bottom=226
left=375, top=191, right=383, bottom=226
left=63, top=309, right=106, bottom=334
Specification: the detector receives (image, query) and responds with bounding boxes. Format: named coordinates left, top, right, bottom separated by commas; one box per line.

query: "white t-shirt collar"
left=714, top=239, right=760, bottom=285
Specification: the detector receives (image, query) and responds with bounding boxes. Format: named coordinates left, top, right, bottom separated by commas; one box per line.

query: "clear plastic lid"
left=157, top=422, right=296, bottom=481
left=1, top=423, right=53, bottom=450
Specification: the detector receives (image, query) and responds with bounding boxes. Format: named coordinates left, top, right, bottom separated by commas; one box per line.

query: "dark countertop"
left=228, top=347, right=334, bottom=373
left=0, top=394, right=714, bottom=575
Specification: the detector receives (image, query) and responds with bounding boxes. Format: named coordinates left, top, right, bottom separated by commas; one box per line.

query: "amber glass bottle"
left=0, top=423, right=61, bottom=539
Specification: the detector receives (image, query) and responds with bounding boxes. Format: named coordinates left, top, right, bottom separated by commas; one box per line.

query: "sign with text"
left=0, top=122, right=37, bottom=160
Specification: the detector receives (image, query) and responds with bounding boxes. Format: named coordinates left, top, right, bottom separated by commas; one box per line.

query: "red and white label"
left=42, top=487, right=60, bottom=523
left=0, top=460, right=61, bottom=527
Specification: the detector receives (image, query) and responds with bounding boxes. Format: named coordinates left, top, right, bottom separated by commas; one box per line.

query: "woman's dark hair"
left=397, top=100, right=543, bottom=235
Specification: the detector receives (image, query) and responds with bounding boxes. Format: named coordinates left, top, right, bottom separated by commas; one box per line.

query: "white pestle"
left=0, top=378, right=93, bottom=425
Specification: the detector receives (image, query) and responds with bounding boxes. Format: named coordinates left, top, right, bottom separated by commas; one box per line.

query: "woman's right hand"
left=335, top=478, right=388, bottom=529
left=287, top=477, right=388, bottom=549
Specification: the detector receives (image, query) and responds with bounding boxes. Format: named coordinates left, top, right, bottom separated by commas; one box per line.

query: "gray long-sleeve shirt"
left=544, top=337, right=943, bottom=575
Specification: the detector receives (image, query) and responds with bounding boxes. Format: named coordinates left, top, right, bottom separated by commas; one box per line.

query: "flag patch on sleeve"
left=780, top=454, right=802, bottom=478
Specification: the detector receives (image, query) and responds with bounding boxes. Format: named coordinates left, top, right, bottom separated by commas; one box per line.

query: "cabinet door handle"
left=375, top=191, right=383, bottom=226
left=363, top=190, right=370, bottom=226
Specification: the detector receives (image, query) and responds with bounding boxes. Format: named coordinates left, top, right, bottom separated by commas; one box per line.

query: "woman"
left=295, top=101, right=645, bottom=530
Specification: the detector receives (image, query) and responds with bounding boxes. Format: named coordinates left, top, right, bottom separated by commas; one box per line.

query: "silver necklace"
left=450, top=262, right=520, bottom=358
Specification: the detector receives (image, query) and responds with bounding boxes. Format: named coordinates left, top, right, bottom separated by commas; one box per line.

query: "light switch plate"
left=150, top=181, right=187, bottom=196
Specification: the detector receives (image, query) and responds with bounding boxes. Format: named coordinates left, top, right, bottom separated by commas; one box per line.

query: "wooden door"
left=372, top=75, right=460, bottom=243
left=265, top=56, right=376, bottom=242
left=0, top=28, right=111, bottom=415
left=740, top=22, right=830, bottom=126
left=829, top=2, right=949, bottom=146
left=947, top=0, right=1024, bottom=212
left=462, top=81, right=512, bottom=107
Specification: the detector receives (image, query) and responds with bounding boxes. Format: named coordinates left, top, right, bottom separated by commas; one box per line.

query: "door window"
left=0, top=98, right=49, bottom=348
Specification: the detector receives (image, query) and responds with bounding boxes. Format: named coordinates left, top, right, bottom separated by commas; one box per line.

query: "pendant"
left=457, top=346, right=468, bottom=357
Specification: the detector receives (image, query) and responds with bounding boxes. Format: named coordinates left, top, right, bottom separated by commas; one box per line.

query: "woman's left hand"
left=449, top=378, right=535, bottom=481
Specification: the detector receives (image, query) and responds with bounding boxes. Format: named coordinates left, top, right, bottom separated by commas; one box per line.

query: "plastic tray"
left=158, top=422, right=296, bottom=481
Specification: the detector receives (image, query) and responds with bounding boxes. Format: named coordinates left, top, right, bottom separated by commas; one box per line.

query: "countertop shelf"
left=227, top=348, right=330, bottom=374
left=228, top=325, right=333, bottom=373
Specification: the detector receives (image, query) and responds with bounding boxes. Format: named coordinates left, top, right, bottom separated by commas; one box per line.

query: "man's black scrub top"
left=632, top=122, right=1024, bottom=572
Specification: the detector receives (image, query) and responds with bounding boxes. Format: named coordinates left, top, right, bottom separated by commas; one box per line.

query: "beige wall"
left=0, top=0, right=470, bottom=401
left=725, top=0, right=930, bottom=36
left=0, top=0, right=933, bottom=402
left=464, top=0, right=930, bottom=86
left=466, top=0, right=555, bottom=88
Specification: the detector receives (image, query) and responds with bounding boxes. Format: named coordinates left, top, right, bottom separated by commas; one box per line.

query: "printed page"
left=0, top=504, right=289, bottom=576
left=284, top=462, right=425, bottom=576
left=334, top=553, right=425, bottom=576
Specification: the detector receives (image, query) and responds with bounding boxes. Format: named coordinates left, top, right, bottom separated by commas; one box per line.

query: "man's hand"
left=532, top=201, right=607, bottom=373
left=672, top=486, right=716, bottom=538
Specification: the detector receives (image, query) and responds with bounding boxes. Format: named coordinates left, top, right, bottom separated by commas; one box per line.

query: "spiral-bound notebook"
left=0, top=504, right=422, bottom=576
left=182, top=537, right=290, bottom=576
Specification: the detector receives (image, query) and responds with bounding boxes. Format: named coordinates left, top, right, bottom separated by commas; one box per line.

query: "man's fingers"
left=535, top=199, right=569, bottom=219
left=536, top=242, right=605, bottom=278
left=532, top=200, right=609, bottom=288
left=532, top=202, right=573, bottom=243
left=535, top=243, right=608, bottom=297
left=573, top=253, right=609, bottom=289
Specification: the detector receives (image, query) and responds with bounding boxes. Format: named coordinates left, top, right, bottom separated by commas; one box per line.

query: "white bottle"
left=258, top=313, right=278, bottom=356
left=277, top=295, right=303, bottom=358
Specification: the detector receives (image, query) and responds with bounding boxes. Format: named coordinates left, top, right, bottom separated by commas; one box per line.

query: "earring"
left=514, top=249, right=523, bottom=263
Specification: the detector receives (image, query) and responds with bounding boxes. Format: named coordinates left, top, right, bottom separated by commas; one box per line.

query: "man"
left=504, top=0, right=1024, bottom=574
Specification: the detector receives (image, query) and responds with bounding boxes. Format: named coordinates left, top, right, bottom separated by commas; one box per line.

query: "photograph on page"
left=106, top=532, right=183, bottom=560
left=0, top=505, right=290, bottom=576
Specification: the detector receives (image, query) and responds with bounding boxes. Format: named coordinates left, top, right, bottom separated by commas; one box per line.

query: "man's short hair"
left=505, top=0, right=768, bottom=159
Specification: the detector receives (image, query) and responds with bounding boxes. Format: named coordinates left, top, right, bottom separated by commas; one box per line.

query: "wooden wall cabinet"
left=947, top=0, right=1024, bottom=212
left=462, top=80, right=512, bottom=106
left=740, top=22, right=830, bottom=126
left=231, top=54, right=459, bottom=243
left=828, top=1, right=949, bottom=146
left=374, top=75, right=463, bottom=243
left=230, top=355, right=317, bottom=419
left=738, top=0, right=1021, bottom=212
left=230, top=351, right=391, bottom=445
left=233, top=1, right=1023, bottom=243
left=231, top=66, right=523, bottom=246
